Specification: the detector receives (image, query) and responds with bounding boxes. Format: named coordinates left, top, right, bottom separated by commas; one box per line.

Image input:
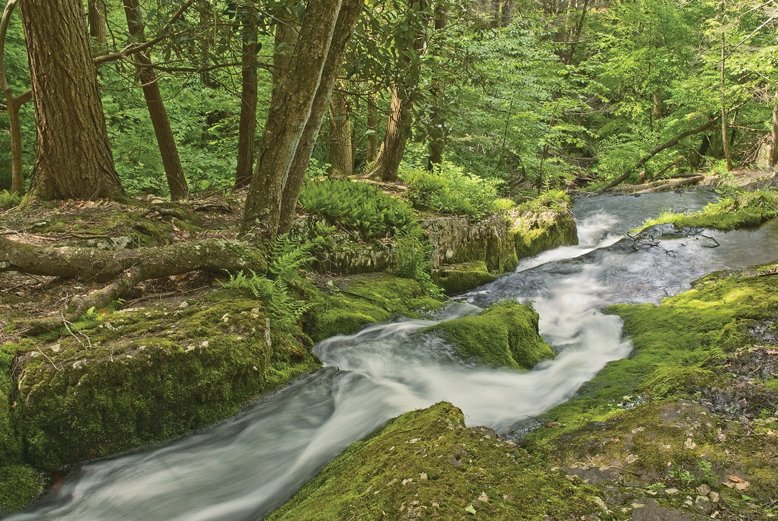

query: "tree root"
left=0, top=236, right=267, bottom=335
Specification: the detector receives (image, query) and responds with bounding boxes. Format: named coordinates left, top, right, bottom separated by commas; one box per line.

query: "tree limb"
left=597, top=117, right=719, bottom=193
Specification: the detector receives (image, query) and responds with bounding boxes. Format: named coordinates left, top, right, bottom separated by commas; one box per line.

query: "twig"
left=699, top=234, right=720, bottom=248
left=36, top=346, right=62, bottom=372
left=61, top=313, right=93, bottom=349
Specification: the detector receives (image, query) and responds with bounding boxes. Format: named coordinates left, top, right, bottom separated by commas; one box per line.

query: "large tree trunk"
left=328, top=84, right=353, bottom=177
left=19, top=0, right=124, bottom=201
left=277, top=0, right=364, bottom=235
left=124, top=0, right=189, bottom=201
left=234, top=11, right=259, bottom=190
left=242, top=0, right=349, bottom=241
left=427, top=3, right=448, bottom=170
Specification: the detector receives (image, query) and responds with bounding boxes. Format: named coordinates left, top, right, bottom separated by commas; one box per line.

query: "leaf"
left=465, top=505, right=477, bottom=514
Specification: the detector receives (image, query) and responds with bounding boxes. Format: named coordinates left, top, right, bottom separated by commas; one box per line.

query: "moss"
left=509, top=192, right=578, bottom=260
left=267, top=402, right=603, bottom=521
left=0, top=465, right=42, bottom=514
left=10, top=297, right=318, bottom=471
left=639, top=189, right=778, bottom=231
left=431, top=261, right=497, bottom=295
left=423, top=301, right=555, bottom=369
left=306, top=274, right=445, bottom=343
left=639, top=366, right=715, bottom=399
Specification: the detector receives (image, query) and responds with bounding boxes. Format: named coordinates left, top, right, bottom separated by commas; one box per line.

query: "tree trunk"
left=367, top=93, right=378, bottom=163
left=0, top=0, right=31, bottom=196
left=234, top=11, right=259, bottom=190
left=771, top=102, right=778, bottom=168
left=19, top=0, right=124, bottom=201
left=88, top=0, right=107, bottom=45
left=720, top=33, right=733, bottom=171
left=242, top=0, right=354, bottom=242
left=328, top=84, right=353, bottom=177
left=123, top=0, right=189, bottom=201
left=277, top=0, right=364, bottom=235
left=427, top=4, right=448, bottom=170
left=369, top=88, right=413, bottom=182
left=271, top=17, right=298, bottom=97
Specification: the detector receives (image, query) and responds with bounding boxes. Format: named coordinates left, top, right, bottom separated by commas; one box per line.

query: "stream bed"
left=8, top=190, right=778, bottom=521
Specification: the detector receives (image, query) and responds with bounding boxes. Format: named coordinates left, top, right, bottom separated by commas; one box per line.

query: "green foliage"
left=224, top=235, right=318, bottom=331
left=298, top=179, right=417, bottom=239
left=393, top=228, right=444, bottom=298
left=0, top=190, right=21, bottom=209
left=0, top=465, right=42, bottom=514
left=400, top=161, right=500, bottom=221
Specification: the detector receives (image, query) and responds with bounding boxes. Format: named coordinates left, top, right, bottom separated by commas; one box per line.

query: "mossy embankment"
left=266, top=402, right=604, bottom=521
left=422, top=301, right=555, bottom=369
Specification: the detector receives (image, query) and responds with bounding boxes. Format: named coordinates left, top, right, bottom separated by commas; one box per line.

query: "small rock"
left=684, top=497, right=694, bottom=507
left=201, top=341, right=209, bottom=348
left=709, top=491, right=720, bottom=503
left=178, top=301, right=189, bottom=308
left=665, top=488, right=679, bottom=495
left=697, top=484, right=711, bottom=495
left=50, top=343, right=61, bottom=353
left=419, top=473, right=428, bottom=482
left=478, top=492, right=488, bottom=503
left=684, top=438, right=697, bottom=450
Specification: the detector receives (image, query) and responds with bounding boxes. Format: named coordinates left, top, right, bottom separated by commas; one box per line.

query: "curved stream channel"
left=8, top=191, right=778, bottom=521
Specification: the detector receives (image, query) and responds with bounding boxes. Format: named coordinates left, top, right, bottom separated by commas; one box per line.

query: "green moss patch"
left=509, top=191, right=578, bottom=260
left=11, top=296, right=319, bottom=471
left=0, top=464, right=42, bottom=514
left=639, top=189, right=778, bottom=231
left=306, top=274, right=445, bottom=343
left=423, top=301, right=555, bottom=369
left=267, top=402, right=603, bottom=521
left=431, top=261, right=497, bottom=295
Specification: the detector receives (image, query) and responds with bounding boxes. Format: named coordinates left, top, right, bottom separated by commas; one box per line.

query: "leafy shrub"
left=400, top=161, right=500, bottom=221
left=0, top=190, right=21, bottom=209
left=298, top=179, right=417, bottom=239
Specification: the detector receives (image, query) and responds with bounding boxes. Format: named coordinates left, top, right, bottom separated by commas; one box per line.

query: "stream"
left=8, top=190, right=778, bottom=521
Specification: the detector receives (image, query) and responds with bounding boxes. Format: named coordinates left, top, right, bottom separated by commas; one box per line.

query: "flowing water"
left=8, top=190, right=778, bottom=521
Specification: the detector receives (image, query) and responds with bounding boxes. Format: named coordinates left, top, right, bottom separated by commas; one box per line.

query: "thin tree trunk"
left=242, top=0, right=346, bottom=241
left=234, top=11, right=259, bottom=190
left=328, top=84, right=353, bottom=177
left=124, top=0, right=189, bottom=200
left=20, top=0, right=124, bottom=201
left=565, top=0, right=587, bottom=64
left=771, top=102, right=778, bottom=168
left=272, top=18, right=298, bottom=96
left=500, top=0, right=513, bottom=26
left=277, top=0, right=364, bottom=235
left=597, top=118, right=718, bottom=193
left=367, top=93, right=378, bottom=163
left=0, top=0, right=31, bottom=196
left=720, top=33, right=733, bottom=171
left=88, top=0, right=107, bottom=45
left=427, top=3, right=447, bottom=170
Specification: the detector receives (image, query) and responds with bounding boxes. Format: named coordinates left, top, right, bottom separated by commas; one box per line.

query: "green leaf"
left=465, top=505, right=477, bottom=514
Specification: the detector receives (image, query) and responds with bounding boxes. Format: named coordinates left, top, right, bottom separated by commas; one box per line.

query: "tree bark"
left=0, top=236, right=266, bottom=334
left=328, top=84, right=353, bottom=177
left=234, top=10, right=259, bottom=190
left=277, top=0, right=364, bottom=235
left=427, top=3, right=447, bottom=170
left=771, top=102, right=778, bottom=168
left=597, top=118, right=718, bottom=193
left=0, top=0, right=31, bottom=196
left=242, top=0, right=347, bottom=241
left=366, top=93, right=378, bottom=163
left=720, top=32, right=733, bottom=171
left=19, top=0, right=124, bottom=201
left=124, top=0, right=189, bottom=201
left=365, top=0, right=428, bottom=182
left=88, top=0, right=107, bottom=45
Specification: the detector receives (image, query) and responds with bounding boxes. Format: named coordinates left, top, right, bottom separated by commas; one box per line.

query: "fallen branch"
left=633, top=175, right=705, bottom=194
left=0, top=237, right=267, bottom=334
left=597, top=118, right=718, bottom=193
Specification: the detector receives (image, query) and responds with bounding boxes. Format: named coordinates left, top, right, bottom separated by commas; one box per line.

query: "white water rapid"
left=7, top=190, right=778, bottom=521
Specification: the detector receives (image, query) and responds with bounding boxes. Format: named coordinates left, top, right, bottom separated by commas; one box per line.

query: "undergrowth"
left=298, top=179, right=416, bottom=239
left=400, top=161, right=500, bottom=221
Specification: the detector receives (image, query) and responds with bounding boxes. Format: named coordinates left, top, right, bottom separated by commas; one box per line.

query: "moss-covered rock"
left=10, top=296, right=319, bottom=471
left=0, top=464, right=42, bottom=514
left=509, top=202, right=578, bottom=260
left=306, top=274, right=445, bottom=343
left=431, top=260, right=496, bottom=294
left=266, top=402, right=603, bottom=521
left=423, top=301, right=555, bottom=369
